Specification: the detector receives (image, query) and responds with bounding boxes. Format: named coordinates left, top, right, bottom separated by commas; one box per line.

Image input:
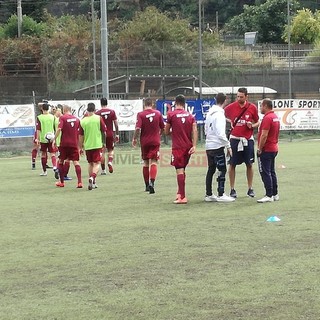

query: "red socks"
left=75, top=165, right=82, bottom=183
left=58, top=162, right=65, bottom=183
left=143, top=166, right=149, bottom=185
left=149, top=164, right=157, bottom=181
left=31, top=148, right=37, bottom=161
left=91, top=172, right=97, bottom=184
left=177, top=173, right=186, bottom=199
left=51, top=155, right=57, bottom=168
left=41, top=157, right=46, bottom=172
left=143, top=164, right=157, bottom=185
left=64, top=162, right=70, bottom=176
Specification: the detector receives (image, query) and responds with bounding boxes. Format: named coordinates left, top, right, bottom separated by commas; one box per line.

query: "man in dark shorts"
left=35, top=103, right=58, bottom=177
left=132, top=98, right=164, bottom=194
left=79, top=103, right=107, bottom=190
left=95, top=98, right=119, bottom=174
left=224, top=87, right=260, bottom=198
left=53, top=105, right=83, bottom=188
left=164, top=94, right=198, bottom=204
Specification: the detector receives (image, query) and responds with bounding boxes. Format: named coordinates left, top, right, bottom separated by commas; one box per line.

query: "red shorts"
left=85, top=148, right=102, bottom=163
left=171, top=148, right=191, bottom=169
left=105, top=136, right=114, bottom=151
left=40, top=142, right=55, bottom=153
left=141, top=144, right=160, bottom=161
left=59, top=146, right=79, bottom=162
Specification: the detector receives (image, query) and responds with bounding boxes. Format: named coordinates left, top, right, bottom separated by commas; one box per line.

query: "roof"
left=193, top=86, right=277, bottom=95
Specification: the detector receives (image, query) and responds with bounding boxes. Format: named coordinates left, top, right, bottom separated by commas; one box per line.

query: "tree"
left=203, top=0, right=256, bottom=28
left=287, top=9, right=320, bottom=44
left=116, top=6, right=220, bottom=70
left=0, top=15, right=47, bottom=39
left=0, top=0, right=50, bottom=23
left=300, top=0, right=320, bottom=11
left=118, top=6, right=195, bottom=43
left=40, top=14, right=94, bottom=85
left=224, top=0, right=300, bottom=43
left=79, top=0, right=259, bottom=27
left=0, top=36, right=43, bottom=74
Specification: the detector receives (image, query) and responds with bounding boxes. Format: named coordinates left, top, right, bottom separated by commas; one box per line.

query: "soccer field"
left=1, top=141, right=320, bottom=319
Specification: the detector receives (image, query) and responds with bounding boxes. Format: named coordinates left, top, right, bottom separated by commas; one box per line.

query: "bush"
left=0, top=37, right=42, bottom=74
left=306, top=40, right=320, bottom=63
left=0, top=14, right=46, bottom=39
left=41, top=14, right=93, bottom=84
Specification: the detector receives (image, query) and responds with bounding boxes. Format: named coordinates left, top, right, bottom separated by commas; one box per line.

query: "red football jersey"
left=166, top=109, right=195, bottom=150
left=95, top=108, right=117, bottom=136
left=224, top=101, right=259, bottom=140
left=58, top=114, right=80, bottom=148
left=136, top=109, right=164, bottom=147
left=258, top=111, right=280, bottom=152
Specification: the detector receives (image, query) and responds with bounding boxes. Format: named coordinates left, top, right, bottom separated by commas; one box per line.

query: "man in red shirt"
left=256, top=99, right=280, bottom=203
left=224, top=87, right=259, bottom=198
left=164, top=94, right=198, bottom=204
left=79, top=103, right=107, bottom=190
left=95, top=98, right=119, bottom=174
left=132, top=98, right=164, bottom=194
left=35, top=102, right=58, bottom=177
left=31, top=102, right=48, bottom=170
left=53, top=104, right=83, bottom=188
left=31, top=131, right=39, bottom=170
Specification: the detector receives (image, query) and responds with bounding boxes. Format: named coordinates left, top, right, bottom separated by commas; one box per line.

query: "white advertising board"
left=258, top=99, right=320, bottom=130
left=0, top=104, right=35, bottom=138
left=49, top=99, right=143, bottom=131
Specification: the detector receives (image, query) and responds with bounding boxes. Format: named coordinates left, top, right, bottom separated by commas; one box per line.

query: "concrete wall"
left=0, top=137, right=33, bottom=152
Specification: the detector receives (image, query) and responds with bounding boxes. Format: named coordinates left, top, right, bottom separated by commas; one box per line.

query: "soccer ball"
left=45, top=132, right=55, bottom=142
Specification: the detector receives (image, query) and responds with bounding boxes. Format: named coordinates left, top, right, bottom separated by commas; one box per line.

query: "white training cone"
left=267, top=216, right=281, bottom=222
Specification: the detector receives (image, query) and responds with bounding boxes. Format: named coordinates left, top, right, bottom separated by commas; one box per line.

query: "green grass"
left=1, top=140, right=320, bottom=320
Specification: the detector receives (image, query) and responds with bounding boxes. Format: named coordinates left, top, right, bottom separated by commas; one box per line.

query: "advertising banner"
left=0, top=104, right=35, bottom=138
left=50, top=99, right=143, bottom=131
left=156, top=99, right=216, bottom=124
left=3, top=99, right=319, bottom=138
left=258, top=99, right=320, bottom=130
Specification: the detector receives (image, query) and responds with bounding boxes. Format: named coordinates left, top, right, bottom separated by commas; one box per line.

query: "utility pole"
left=17, top=0, right=22, bottom=38
left=287, top=0, right=292, bottom=99
left=91, top=0, right=97, bottom=95
left=198, top=0, right=203, bottom=99
left=215, top=11, right=219, bottom=33
left=101, top=0, right=109, bottom=99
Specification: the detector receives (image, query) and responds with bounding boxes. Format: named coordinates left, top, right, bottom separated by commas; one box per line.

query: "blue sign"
left=156, top=99, right=216, bottom=124
left=0, top=126, right=35, bottom=138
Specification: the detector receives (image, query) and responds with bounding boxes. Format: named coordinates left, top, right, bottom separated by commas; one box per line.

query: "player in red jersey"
left=256, top=99, right=280, bottom=203
left=224, top=87, right=260, bottom=199
left=53, top=106, right=72, bottom=181
left=53, top=104, right=83, bottom=188
left=35, top=103, right=58, bottom=177
left=80, top=103, right=107, bottom=190
left=164, top=94, right=198, bottom=204
left=52, top=106, right=62, bottom=179
left=132, top=98, right=165, bottom=194
left=31, top=103, right=49, bottom=170
left=95, top=97, right=119, bottom=174
left=31, top=131, right=40, bottom=170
